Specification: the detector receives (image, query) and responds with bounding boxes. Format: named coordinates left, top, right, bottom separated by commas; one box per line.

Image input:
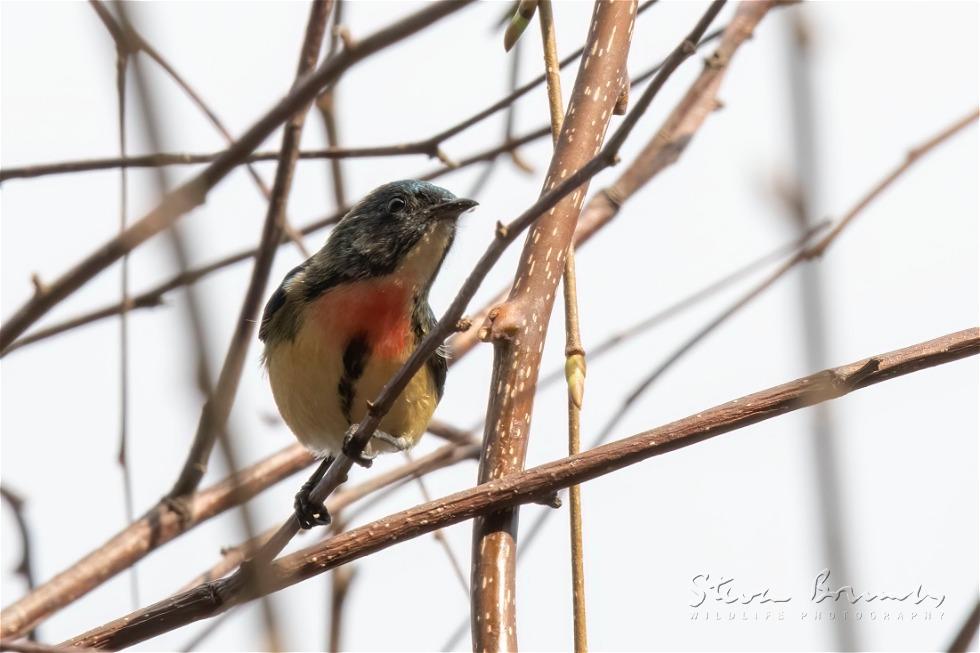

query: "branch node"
left=495, top=221, right=510, bottom=239
left=432, top=147, right=458, bottom=168
left=534, top=491, right=562, bottom=509
left=334, top=25, right=356, bottom=51
left=454, top=317, right=473, bottom=333
left=161, top=495, right=193, bottom=528
left=833, top=358, right=881, bottom=390
left=29, top=273, right=48, bottom=297
left=600, top=186, right=624, bottom=211
left=480, top=304, right=520, bottom=343
left=704, top=51, right=728, bottom=70
left=508, top=149, right=536, bottom=174
left=613, top=84, right=629, bottom=115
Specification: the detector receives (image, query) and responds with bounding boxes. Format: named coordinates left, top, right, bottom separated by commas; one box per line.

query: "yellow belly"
left=265, top=316, right=437, bottom=457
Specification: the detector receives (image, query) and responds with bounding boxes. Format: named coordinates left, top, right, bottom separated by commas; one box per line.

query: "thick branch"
left=468, top=2, right=691, bottom=649
left=63, top=327, right=980, bottom=650
left=231, top=0, right=720, bottom=575
left=451, top=0, right=772, bottom=361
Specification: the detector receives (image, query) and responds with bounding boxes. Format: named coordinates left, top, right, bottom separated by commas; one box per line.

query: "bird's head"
left=312, top=179, right=477, bottom=287
left=260, top=180, right=475, bottom=347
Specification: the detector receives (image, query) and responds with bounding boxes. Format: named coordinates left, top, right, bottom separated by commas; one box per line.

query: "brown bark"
left=0, top=446, right=313, bottom=640
left=470, top=3, right=637, bottom=650
left=63, top=327, right=979, bottom=651
left=450, top=0, right=774, bottom=363
left=0, top=0, right=473, bottom=353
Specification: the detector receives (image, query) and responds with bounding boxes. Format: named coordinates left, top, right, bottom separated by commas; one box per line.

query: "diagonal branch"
left=2, top=25, right=732, bottom=357
left=0, top=0, right=474, bottom=353
left=62, top=327, right=980, bottom=650
left=0, top=2, right=668, bottom=186
left=469, top=2, right=707, bottom=648
left=0, top=445, right=312, bottom=640
left=451, top=0, right=772, bottom=361
left=86, top=0, right=310, bottom=257
left=165, top=0, right=330, bottom=499
left=233, top=0, right=726, bottom=579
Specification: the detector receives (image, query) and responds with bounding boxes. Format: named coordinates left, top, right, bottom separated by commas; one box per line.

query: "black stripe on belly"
left=339, top=334, right=370, bottom=424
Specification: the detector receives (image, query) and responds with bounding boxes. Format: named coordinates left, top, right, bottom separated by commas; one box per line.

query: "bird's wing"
left=259, top=262, right=308, bottom=342
left=414, top=301, right=448, bottom=399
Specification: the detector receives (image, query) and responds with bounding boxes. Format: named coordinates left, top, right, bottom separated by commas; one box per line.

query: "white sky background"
left=1, top=1, right=978, bottom=651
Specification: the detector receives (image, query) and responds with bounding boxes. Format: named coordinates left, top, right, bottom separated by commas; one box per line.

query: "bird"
left=259, top=179, right=477, bottom=528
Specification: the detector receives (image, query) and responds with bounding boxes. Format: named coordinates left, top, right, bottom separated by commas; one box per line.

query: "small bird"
left=260, top=180, right=476, bottom=528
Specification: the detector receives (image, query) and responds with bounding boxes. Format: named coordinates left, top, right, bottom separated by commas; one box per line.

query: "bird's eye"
left=387, top=197, right=406, bottom=213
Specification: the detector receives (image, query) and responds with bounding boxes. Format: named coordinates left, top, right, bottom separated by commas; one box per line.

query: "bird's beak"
left=430, top=198, right=479, bottom=221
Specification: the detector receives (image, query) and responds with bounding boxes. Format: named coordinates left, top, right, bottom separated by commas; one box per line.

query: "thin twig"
left=327, top=514, right=355, bottom=653
left=176, top=440, right=479, bottom=593
left=86, top=0, right=309, bottom=257
left=63, top=328, right=980, bottom=650
left=521, top=105, right=980, bottom=567
left=2, top=25, right=732, bottom=357
left=165, top=0, right=330, bottom=500
left=0, top=487, right=37, bottom=641
left=405, top=453, right=470, bottom=596
left=0, top=2, right=670, bottom=185
left=0, top=444, right=313, bottom=640
left=0, top=0, right=474, bottom=353
left=316, top=0, right=347, bottom=210
left=93, top=4, right=141, bottom=610
left=781, top=10, right=854, bottom=650
left=469, top=3, right=691, bottom=647
left=239, top=0, right=713, bottom=581
left=947, top=599, right=980, bottom=653
left=537, top=220, right=829, bottom=389
left=537, top=1, right=588, bottom=649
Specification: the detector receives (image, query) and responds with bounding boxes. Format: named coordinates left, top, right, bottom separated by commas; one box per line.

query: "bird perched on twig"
left=260, top=180, right=477, bottom=529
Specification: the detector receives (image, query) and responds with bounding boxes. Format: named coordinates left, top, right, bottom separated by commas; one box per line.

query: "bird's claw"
left=371, top=431, right=412, bottom=452
left=294, top=488, right=331, bottom=530
left=342, top=430, right=376, bottom=468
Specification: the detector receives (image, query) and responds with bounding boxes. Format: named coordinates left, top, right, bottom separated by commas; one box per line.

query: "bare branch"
left=165, top=0, right=330, bottom=499
left=947, top=599, right=980, bottom=653
left=0, top=487, right=38, bottom=629
left=0, top=445, right=314, bottom=640
left=87, top=0, right=310, bottom=257
left=448, top=3, right=759, bottom=361
left=469, top=3, right=703, bottom=647
left=2, top=24, right=733, bottom=357
left=62, top=328, right=980, bottom=650
left=536, top=1, right=589, bottom=649
left=0, top=0, right=474, bottom=352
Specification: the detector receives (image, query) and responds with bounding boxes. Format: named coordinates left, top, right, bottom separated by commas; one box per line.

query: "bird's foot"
left=370, top=431, right=412, bottom=452
left=342, top=427, right=377, bottom=468
left=294, top=484, right=331, bottom=530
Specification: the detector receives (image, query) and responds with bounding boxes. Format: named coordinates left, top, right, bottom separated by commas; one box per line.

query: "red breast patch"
left=312, top=279, right=412, bottom=359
